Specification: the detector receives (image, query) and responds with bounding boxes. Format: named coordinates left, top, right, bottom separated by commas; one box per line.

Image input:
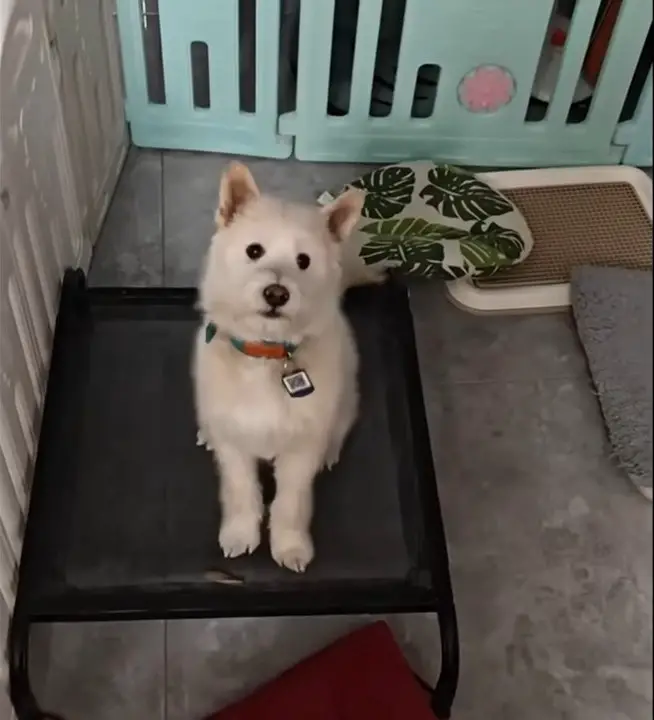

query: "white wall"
left=0, top=0, right=126, bottom=714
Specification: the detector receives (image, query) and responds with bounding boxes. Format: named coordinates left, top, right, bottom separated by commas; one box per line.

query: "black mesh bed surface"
left=14, top=270, right=454, bottom=621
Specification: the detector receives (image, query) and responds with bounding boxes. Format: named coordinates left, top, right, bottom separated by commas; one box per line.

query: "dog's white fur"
left=193, top=163, right=364, bottom=572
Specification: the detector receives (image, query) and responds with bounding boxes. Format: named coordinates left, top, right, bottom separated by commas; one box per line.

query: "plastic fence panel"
left=116, top=0, right=292, bottom=157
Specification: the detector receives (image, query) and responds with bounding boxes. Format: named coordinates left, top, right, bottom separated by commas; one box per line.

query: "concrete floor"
left=31, top=150, right=653, bottom=720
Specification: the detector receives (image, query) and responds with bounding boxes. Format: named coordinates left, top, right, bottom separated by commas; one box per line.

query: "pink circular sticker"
left=458, top=65, right=515, bottom=113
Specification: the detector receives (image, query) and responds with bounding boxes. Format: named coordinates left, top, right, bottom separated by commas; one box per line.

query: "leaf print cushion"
left=321, top=161, right=533, bottom=280
left=349, top=164, right=416, bottom=219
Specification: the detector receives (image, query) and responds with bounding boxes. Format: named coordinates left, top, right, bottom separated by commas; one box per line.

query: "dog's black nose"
left=263, top=283, right=290, bottom=308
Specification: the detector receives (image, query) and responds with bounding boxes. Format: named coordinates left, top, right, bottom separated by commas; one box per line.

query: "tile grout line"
left=425, top=374, right=591, bottom=388
left=162, top=153, right=168, bottom=711
left=163, top=138, right=169, bottom=711
left=160, top=151, right=166, bottom=288
left=163, top=618, right=169, bottom=720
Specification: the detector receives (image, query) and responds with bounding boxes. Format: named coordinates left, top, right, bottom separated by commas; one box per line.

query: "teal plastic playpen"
left=115, top=0, right=653, bottom=166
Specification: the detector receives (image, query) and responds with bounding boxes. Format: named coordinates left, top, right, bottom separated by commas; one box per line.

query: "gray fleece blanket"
left=571, top=266, right=652, bottom=496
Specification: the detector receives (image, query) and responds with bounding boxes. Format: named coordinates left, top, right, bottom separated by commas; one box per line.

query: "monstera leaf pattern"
left=360, top=217, right=468, bottom=243
left=348, top=165, right=415, bottom=219
left=419, top=164, right=513, bottom=222
left=359, top=218, right=467, bottom=277
left=459, top=238, right=505, bottom=274
left=327, top=161, right=532, bottom=279
left=470, top=220, right=524, bottom=260
left=360, top=235, right=447, bottom=278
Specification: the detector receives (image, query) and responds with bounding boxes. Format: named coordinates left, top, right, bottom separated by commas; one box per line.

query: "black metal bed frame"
left=8, top=269, right=459, bottom=719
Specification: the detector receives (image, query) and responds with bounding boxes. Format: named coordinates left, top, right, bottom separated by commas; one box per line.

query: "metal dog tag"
left=282, top=368, right=314, bottom=398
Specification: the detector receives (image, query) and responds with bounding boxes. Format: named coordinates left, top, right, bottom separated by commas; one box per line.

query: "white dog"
left=193, top=163, right=364, bottom=572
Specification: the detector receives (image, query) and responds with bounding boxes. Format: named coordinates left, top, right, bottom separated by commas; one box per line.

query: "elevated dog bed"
left=10, top=270, right=459, bottom=720
left=320, top=160, right=533, bottom=280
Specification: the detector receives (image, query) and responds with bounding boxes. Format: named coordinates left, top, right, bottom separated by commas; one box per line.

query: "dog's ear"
left=321, top=188, right=364, bottom=242
left=217, top=162, right=260, bottom=227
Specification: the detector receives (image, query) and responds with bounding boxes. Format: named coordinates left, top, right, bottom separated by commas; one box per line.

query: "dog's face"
left=199, top=163, right=364, bottom=342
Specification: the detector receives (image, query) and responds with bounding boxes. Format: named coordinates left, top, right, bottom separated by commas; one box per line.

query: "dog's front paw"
left=269, top=527, right=314, bottom=573
left=219, top=513, right=261, bottom=558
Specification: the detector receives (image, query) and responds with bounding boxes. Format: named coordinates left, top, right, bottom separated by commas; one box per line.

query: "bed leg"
left=9, top=613, right=64, bottom=720
left=430, top=600, right=460, bottom=719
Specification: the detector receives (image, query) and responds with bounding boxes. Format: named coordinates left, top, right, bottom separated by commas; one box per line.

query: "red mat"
left=205, top=621, right=437, bottom=720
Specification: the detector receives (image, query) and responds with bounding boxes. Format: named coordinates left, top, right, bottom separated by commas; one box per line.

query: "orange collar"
left=205, top=323, right=297, bottom=359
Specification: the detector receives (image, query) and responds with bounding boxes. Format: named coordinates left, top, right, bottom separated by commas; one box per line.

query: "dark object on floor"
left=9, top=270, right=459, bottom=720
left=571, top=265, right=653, bottom=498
left=205, top=622, right=436, bottom=720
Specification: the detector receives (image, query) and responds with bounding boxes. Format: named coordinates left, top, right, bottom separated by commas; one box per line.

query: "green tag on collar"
left=205, top=322, right=217, bottom=344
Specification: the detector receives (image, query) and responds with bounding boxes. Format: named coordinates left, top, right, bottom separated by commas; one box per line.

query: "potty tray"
left=446, top=166, right=653, bottom=315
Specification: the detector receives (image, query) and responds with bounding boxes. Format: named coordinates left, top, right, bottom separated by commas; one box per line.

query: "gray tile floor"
left=32, top=150, right=653, bottom=720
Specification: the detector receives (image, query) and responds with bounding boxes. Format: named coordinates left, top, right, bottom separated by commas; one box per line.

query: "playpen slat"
left=620, top=69, right=653, bottom=165
left=157, top=5, right=192, bottom=111
left=546, top=0, right=603, bottom=127
left=389, top=0, right=425, bottom=121
left=387, top=0, right=423, bottom=120
left=587, top=0, right=652, bottom=136
left=296, top=0, right=335, bottom=121
left=159, top=1, right=241, bottom=115
left=255, top=0, right=283, bottom=123
left=208, top=1, right=239, bottom=116
left=115, top=0, right=150, bottom=113
left=390, top=63, right=418, bottom=121
left=501, top=1, right=558, bottom=124
left=349, top=0, right=384, bottom=119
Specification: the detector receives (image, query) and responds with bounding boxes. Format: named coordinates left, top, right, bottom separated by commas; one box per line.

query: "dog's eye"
left=296, top=253, right=311, bottom=270
left=246, top=243, right=265, bottom=260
